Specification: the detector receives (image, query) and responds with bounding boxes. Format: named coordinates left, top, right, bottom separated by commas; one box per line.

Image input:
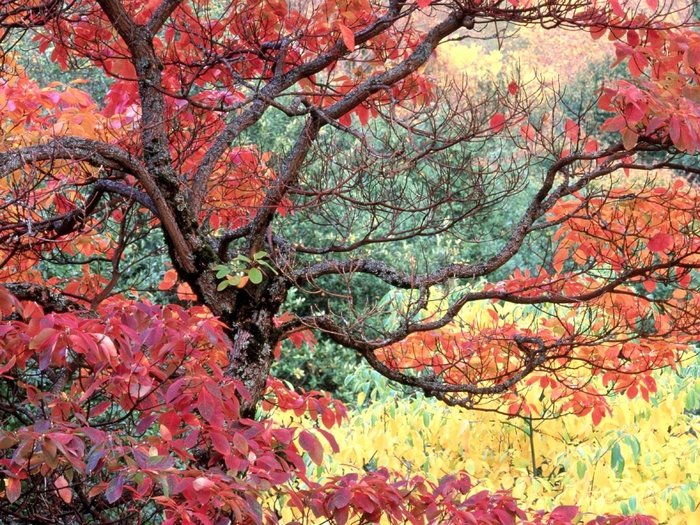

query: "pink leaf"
left=55, top=475, right=72, bottom=504
left=193, top=477, right=216, bottom=491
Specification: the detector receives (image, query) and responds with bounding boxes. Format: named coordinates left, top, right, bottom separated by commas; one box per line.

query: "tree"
left=0, top=0, right=699, bottom=522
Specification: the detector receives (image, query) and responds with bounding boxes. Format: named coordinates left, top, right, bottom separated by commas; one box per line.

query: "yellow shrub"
left=288, top=368, right=700, bottom=523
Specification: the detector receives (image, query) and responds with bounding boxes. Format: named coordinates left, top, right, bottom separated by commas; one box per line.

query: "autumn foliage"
left=0, top=0, right=700, bottom=523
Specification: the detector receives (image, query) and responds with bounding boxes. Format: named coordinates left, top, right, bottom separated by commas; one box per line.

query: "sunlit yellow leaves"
left=293, top=366, right=700, bottom=524
left=436, top=42, right=504, bottom=80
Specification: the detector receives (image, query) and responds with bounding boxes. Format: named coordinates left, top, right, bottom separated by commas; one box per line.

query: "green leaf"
left=159, top=475, right=170, bottom=498
left=217, top=281, right=229, bottom=291
left=257, top=260, right=278, bottom=274
left=248, top=268, right=263, bottom=284
left=253, top=251, right=267, bottom=260
left=611, top=442, right=625, bottom=478
left=623, top=434, right=641, bottom=464
left=229, top=276, right=241, bottom=286
left=576, top=460, right=586, bottom=479
left=216, top=268, right=229, bottom=279
left=235, top=255, right=252, bottom=264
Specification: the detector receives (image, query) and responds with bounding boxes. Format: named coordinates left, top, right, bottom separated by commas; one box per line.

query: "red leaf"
left=647, top=232, right=673, bottom=253
left=299, top=430, right=324, bottom=465
left=233, top=433, right=249, bottom=455
left=321, top=407, right=335, bottom=429
left=584, top=139, right=599, bottom=153
left=686, top=44, right=700, bottom=70
left=355, top=105, right=370, bottom=127
left=198, top=389, right=220, bottom=427
left=508, top=81, right=518, bottom=95
left=489, top=113, right=506, bottom=133
left=550, top=505, right=579, bottom=521
left=209, top=431, right=231, bottom=456
left=643, top=280, right=656, bottom=293
left=353, top=491, right=377, bottom=513
left=159, top=424, right=172, bottom=441
left=601, top=115, right=626, bottom=133
left=330, top=487, right=351, bottom=510
left=165, top=378, right=186, bottom=404
left=0, top=288, right=19, bottom=316
left=416, top=0, right=432, bottom=8
left=316, top=428, right=340, bottom=453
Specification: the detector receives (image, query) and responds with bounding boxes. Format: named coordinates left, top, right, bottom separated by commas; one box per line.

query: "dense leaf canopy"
left=0, top=0, right=699, bottom=523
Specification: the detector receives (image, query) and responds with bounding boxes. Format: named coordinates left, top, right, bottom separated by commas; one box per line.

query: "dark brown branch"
left=145, top=0, right=184, bottom=35
left=188, top=0, right=413, bottom=214
left=1, top=283, right=87, bottom=313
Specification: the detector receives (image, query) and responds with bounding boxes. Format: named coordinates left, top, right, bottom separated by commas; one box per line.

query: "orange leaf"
left=158, top=269, right=177, bottom=290
left=564, top=118, right=579, bottom=142
left=520, top=124, right=535, bottom=142
left=159, top=424, right=172, bottom=441
left=177, top=282, right=196, bottom=301
left=622, top=128, right=638, bottom=150
left=5, top=477, right=20, bottom=503
left=337, top=23, right=354, bottom=51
